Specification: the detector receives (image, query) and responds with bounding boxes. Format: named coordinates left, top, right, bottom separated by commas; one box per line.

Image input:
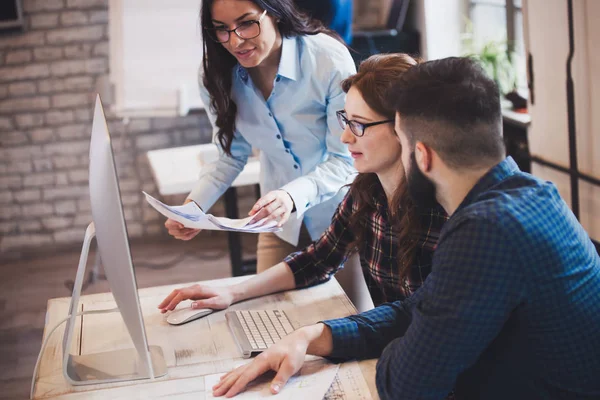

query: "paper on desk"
left=143, top=192, right=281, bottom=233
left=204, top=359, right=339, bottom=400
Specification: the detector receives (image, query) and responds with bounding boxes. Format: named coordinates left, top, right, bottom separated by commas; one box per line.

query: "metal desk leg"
left=223, top=187, right=258, bottom=276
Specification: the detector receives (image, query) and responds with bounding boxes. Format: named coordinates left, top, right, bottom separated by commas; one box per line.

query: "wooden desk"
left=146, top=144, right=262, bottom=276
left=33, top=276, right=379, bottom=399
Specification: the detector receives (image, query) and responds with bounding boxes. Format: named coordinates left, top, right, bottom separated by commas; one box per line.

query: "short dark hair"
left=389, top=57, right=505, bottom=169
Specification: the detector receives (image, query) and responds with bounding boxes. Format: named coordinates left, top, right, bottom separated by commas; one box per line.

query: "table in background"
left=147, top=144, right=261, bottom=276
left=33, top=276, right=379, bottom=399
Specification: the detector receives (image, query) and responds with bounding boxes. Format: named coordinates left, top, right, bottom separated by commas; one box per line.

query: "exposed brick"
left=55, top=172, right=68, bottom=185
left=0, top=191, right=13, bottom=203
left=29, top=13, right=60, bottom=30
left=143, top=207, right=159, bottom=222
left=15, top=113, right=44, bottom=129
left=0, top=204, right=21, bottom=219
left=53, top=155, right=79, bottom=169
left=33, top=47, right=63, bottom=61
left=45, top=140, right=88, bottom=155
left=43, top=185, right=87, bottom=200
left=0, top=176, right=22, bottom=190
left=30, top=128, right=55, bottom=143
left=6, top=160, right=33, bottom=174
left=68, top=169, right=88, bottom=183
left=127, top=222, right=144, bottom=238
left=120, top=193, right=140, bottom=206
left=92, top=41, right=108, bottom=57
left=126, top=119, right=151, bottom=133
left=60, top=11, right=88, bottom=26
left=14, top=189, right=42, bottom=203
left=46, top=110, right=75, bottom=125
left=23, top=0, right=65, bottom=13
left=27, top=203, right=54, bottom=218
left=51, top=93, right=91, bottom=108
left=152, top=117, right=200, bottom=131
left=0, top=84, right=8, bottom=99
left=65, top=76, right=94, bottom=91
left=145, top=224, right=162, bottom=236
left=54, top=199, right=77, bottom=215
left=84, top=58, right=107, bottom=74
left=24, top=173, right=56, bottom=187
left=6, top=49, right=33, bottom=65
left=46, top=26, right=104, bottom=45
left=8, top=82, right=37, bottom=97
left=42, top=216, right=72, bottom=229
left=50, top=60, right=85, bottom=77
left=0, top=96, right=50, bottom=113
left=54, top=228, right=84, bottom=244
left=66, top=0, right=107, bottom=9
left=1, top=234, right=53, bottom=251
left=0, top=117, right=13, bottom=131
left=0, top=222, right=17, bottom=234
left=0, top=32, right=45, bottom=50
left=56, top=123, right=86, bottom=139
left=33, top=158, right=54, bottom=172
left=136, top=133, right=171, bottom=150
left=73, top=212, right=92, bottom=226
left=118, top=179, right=140, bottom=192
left=0, top=145, right=43, bottom=161
left=0, top=132, right=29, bottom=146
left=0, top=64, right=50, bottom=83
left=78, top=198, right=91, bottom=212
left=89, top=10, right=108, bottom=24
left=64, top=44, right=93, bottom=60
left=74, top=107, right=92, bottom=122
left=20, top=221, right=43, bottom=232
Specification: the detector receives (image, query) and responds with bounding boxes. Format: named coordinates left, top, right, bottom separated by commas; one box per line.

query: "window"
left=468, top=0, right=527, bottom=94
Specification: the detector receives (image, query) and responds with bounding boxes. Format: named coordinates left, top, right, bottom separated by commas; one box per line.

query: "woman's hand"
left=248, top=190, right=295, bottom=227
left=211, top=328, right=311, bottom=397
left=157, top=284, right=235, bottom=313
left=164, top=199, right=201, bottom=240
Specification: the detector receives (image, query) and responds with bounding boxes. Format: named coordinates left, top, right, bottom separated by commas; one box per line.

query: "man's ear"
left=415, top=141, right=433, bottom=172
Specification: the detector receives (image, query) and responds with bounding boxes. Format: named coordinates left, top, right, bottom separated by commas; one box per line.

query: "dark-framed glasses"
left=336, top=110, right=394, bottom=137
left=206, top=9, right=268, bottom=43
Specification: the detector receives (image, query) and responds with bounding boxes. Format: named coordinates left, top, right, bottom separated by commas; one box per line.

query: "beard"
left=406, top=152, right=438, bottom=209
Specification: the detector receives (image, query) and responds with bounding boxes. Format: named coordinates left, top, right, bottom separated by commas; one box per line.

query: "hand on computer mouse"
left=158, top=284, right=234, bottom=313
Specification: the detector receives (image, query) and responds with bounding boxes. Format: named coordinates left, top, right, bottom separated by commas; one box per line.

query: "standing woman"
left=165, top=0, right=356, bottom=272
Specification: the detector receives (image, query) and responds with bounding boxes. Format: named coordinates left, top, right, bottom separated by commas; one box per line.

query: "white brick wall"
left=0, top=0, right=213, bottom=259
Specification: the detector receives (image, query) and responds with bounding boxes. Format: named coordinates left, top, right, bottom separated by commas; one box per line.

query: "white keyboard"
left=225, top=309, right=295, bottom=358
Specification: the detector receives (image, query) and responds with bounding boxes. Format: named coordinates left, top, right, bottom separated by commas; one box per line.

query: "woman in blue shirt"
left=165, top=0, right=356, bottom=272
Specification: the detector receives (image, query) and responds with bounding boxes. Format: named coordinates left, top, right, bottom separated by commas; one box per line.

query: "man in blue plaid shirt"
left=212, top=57, right=600, bottom=399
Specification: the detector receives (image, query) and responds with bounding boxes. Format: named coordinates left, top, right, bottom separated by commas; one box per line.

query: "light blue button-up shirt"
left=188, top=33, right=357, bottom=246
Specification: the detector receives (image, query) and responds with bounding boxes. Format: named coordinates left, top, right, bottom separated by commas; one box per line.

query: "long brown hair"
left=201, top=0, right=340, bottom=156
left=343, top=53, right=422, bottom=278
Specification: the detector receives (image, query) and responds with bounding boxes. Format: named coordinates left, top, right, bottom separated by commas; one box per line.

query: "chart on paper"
left=324, top=361, right=373, bottom=400
left=204, top=360, right=339, bottom=400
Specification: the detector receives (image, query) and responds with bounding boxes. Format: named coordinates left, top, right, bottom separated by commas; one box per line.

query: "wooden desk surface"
left=33, top=276, right=379, bottom=399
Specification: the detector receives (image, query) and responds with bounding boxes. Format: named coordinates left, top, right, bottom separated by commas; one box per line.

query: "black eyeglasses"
left=336, top=110, right=394, bottom=137
left=206, top=10, right=267, bottom=43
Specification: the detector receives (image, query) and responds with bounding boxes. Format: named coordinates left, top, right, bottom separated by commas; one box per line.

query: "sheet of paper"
left=204, top=360, right=340, bottom=400
left=143, top=192, right=281, bottom=233
left=323, top=361, right=373, bottom=400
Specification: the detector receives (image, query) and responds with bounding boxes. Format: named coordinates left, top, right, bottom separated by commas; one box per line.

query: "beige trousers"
left=256, top=225, right=312, bottom=273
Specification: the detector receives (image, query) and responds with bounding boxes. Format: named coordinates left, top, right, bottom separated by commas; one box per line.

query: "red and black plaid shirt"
left=285, top=187, right=447, bottom=305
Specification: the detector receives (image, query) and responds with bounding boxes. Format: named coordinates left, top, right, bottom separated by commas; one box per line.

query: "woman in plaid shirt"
left=159, top=53, right=447, bottom=313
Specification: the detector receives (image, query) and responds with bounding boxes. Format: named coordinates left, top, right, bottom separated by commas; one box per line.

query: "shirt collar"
left=455, top=156, right=520, bottom=213
left=236, top=36, right=300, bottom=84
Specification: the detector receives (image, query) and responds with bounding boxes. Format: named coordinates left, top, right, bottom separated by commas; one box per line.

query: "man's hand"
left=157, top=284, right=235, bottom=313
left=248, top=190, right=295, bottom=228
left=211, top=329, right=310, bottom=397
left=212, top=324, right=333, bottom=397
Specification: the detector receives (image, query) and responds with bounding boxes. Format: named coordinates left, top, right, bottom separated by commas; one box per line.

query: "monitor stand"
left=62, top=222, right=168, bottom=385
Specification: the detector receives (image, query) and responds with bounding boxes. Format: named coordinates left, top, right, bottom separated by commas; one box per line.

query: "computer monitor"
left=61, top=95, right=167, bottom=385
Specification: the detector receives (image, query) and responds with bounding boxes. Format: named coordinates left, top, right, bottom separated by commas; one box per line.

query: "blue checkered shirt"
left=323, top=157, right=600, bottom=399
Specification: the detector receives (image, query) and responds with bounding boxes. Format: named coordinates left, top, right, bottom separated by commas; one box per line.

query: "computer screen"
left=61, top=95, right=166, bottom=385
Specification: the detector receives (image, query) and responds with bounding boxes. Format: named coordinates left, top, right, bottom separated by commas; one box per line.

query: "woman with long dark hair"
left=159, top=54, right=447, bottom=316
left=164, top=0, right=357, bottom=272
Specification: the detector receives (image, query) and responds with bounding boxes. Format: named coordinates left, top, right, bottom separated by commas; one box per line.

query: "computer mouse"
left=166, top=307, right=213, bottom=325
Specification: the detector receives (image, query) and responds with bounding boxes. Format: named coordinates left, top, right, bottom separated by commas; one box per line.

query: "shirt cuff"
left=281, top=177, right=317, bottom=219
left=321, top=317, right=361, bottom=360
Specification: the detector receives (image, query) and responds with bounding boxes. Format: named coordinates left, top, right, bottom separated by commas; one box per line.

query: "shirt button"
left=276, top=134, right=281, bottom=139
left=285, top=149, right=290, bottom=153
left=294, top=165, right=299, bottom=169
left=268, top=112, right=273, bottom=117
left=276, top=77, right=281, bottom=82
